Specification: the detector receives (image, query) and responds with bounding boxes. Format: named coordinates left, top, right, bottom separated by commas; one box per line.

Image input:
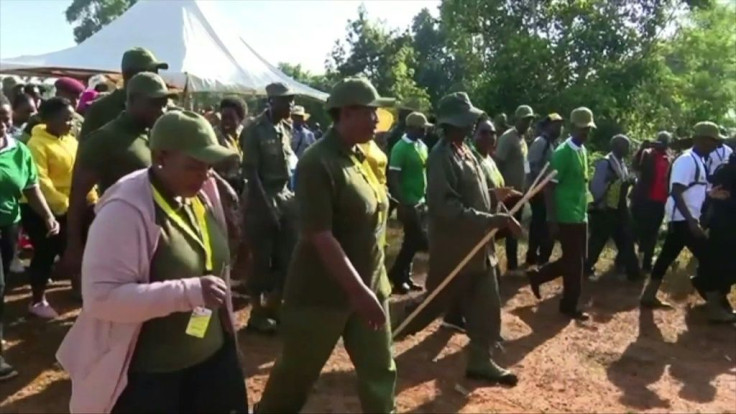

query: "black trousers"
left=651, top=221, right=707, bottom=281
left=113, top=339, right=248, bottom=414
left=20, top=205, right=67, bottom=298
left=586, top=208, right=640, bottom=279
left=631, top=199, right=665, bottom=272
left=389, top=206, right=428, bottom=285
left=693, top=222, right=736, bottom=293
left=530, top=223, right=588, bottom=312
left=0, top=223, right=20, bottom=344
left=504, top=209, right=524, bottom=270
left=526, top=195, right=553, bottom=266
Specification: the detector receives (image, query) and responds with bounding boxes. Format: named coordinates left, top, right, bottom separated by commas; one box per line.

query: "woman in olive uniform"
left=256, top=78, right=397, bottom=413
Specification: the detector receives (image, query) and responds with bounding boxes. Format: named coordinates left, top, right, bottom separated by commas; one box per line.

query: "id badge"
left=185, top=307, right=212, bottom=338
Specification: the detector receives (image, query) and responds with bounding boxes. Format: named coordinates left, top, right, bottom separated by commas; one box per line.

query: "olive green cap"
left=693, top=121, right=725, bottom=141
left=436, top=92, right=484, bottom=128
left=150, top=111, right=238, bottom=165
left=266, top=82, right=295, bottom=98
left=126, top=72, right=177, bottom=100
left=326, top=77, right=395, bottom=109
left=570, top=107, right=596, bottom=129
left=405, top=112, right=432, bottom=128
left=121, top=47, right=168, bottom=73
left=514, top=105, right=535, bottom=119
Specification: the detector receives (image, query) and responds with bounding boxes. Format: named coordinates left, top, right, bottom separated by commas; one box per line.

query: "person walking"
left=387, top=111, right=430, bottom=294
left=398, top=92, right=521, bottom=385
left=289, top=105, right=316, bottom=158
left=240, top=82, right=298, bottom=334
left=641, top=122, right=722, bottom=308
left=630, top=132, right=672, bottom=273
left=525, top=113, right=563, bottom=267
left=586, top=134, right=642, bottom=281
left=494, top=105, right=535, bottom=274
left=527, top=107, right=596, bottom=321
left=255, top=78, right=396, bottom=413
left=57, top=111, right=247, bottom=414
left=0, top=95, right=59, bottom=380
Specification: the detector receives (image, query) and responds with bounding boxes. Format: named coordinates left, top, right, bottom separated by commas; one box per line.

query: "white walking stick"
left=392, top=164, right=556, bottom=339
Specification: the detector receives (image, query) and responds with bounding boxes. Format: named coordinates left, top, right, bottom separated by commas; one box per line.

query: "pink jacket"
left=56, top=169, right=238, bottom=414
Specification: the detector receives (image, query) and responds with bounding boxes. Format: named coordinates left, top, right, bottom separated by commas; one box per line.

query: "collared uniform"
left=240, top=111, right=297, bottom=297
left=257, top=128, right=395, bottom=413
left=79, top=89, right=127, bottom=142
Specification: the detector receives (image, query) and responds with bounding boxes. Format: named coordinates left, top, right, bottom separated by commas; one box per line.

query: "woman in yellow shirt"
left=24, top=97, right=96, bottom=318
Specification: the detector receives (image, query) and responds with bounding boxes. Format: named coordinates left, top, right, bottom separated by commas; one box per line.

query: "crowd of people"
left=0, top=45, right=735, bottom=413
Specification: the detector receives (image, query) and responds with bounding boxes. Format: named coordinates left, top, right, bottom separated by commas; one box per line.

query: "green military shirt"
left=78, top=88, right=126, bottom=142
left=130, top=171, right=230, bottom=373
left=284, top=128, right=391, bottom=309
left=76, top=111, right=152, bottom=194
left=240, top=111, right=295, bottom=213
left=426, top=139, right=500, bottom=280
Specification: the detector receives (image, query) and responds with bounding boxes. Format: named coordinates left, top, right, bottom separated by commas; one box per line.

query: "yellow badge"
left=185, top=306, right=212, bottom=338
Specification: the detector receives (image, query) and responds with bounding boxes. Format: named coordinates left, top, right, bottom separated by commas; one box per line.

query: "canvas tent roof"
left=0, top=0, right=328, bottom=100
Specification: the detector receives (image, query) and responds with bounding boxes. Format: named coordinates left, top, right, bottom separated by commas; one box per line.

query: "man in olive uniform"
left=240, top=82, right=297, bottom=334
left=398, top=92, right=521, bottom=385
left=57, top=73, right=174, bottom=281
left=494, top=105, right=535, bottom=273
left=79, top=47, right=168, bottom=141
left=256, top=77, right=396, bottom=414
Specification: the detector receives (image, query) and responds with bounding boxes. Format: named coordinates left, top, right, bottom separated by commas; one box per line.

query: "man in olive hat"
left=398, top=92, right=521, bottom=385
left=527, top=107, right=596, bottom=321
left=79, top=47, right=168, bottom=141
left=239, top=82, right=297, bottom=334
left=256, top=77, right=396, bottom=413
left=643, top=121, right=724, bottom=314
left=58, top=72, right=176, bottom=286
left=494, top=104, right=535, bottom=273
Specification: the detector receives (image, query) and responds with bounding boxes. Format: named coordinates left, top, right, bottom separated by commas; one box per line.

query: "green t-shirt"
left=388, top=136, right=428, bottom=205
left=284, top=128, right=391, bottom=309
left=76, top=111, right=152, bottom=194
left=550, top=138, right=590, bottom=223
left=130, top=172, right=230, bottom=373
left=0, top=137, right=38, bottom=226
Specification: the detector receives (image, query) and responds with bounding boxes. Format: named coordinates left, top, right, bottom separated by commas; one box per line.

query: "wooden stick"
left=392, top=168, right=557, bottom=339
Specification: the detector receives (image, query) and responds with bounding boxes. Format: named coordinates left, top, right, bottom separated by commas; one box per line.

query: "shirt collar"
left=565, top=137, right=583, bottom=151
left=0, top=135, right=18, bottom=154
left=324, top=127, right=364, bottom=160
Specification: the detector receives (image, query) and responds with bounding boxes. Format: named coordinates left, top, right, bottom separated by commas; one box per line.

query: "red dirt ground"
left=1, top=224, right=735, bottom=413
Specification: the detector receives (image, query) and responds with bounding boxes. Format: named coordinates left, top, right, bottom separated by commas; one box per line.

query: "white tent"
left=0, top=0, right=328, bottom=100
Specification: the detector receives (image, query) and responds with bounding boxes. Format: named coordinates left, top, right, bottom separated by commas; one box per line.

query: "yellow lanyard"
left=151, top=186, right=214, bottom=272
left=348, top=153, right=387, bottom=233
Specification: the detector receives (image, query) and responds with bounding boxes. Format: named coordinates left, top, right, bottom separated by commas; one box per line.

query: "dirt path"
left=2, top=238, right=735, bottom=413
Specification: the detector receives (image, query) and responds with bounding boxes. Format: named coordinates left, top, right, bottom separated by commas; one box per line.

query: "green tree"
left=65, top=0, right=137, bottom=43
left=277, top=62, right=332, bottom=128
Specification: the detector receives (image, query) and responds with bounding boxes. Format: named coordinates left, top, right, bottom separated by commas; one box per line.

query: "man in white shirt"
left=641, top=121, right=723, bottom=308
left=706, top=142, right=733, bottom=186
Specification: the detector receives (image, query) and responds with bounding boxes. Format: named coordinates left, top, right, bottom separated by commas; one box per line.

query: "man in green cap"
left=494, top=104, right=535, bottom=273
left=398, top=92, right=521, bottom=385
left=239, top=82, right=297, bottom=334
left=78, top=47, right=168, bottom=141
left=387, top=111, right=431, bottom=294
left=58, top=72, right=176, bottom=280
left=527, top=107, right=595, bottom=321
left=643, top=121, right=724, bottom=316
left=255, top=77, right=396, bottom=413
left=493, top=113, right=509, bottom=134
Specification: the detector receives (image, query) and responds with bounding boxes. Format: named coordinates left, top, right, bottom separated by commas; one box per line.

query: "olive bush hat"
left=121, top=47, right=168, bottom=72
left=150, top=110, right=238, bottom=165
left=693, top=121, right=725, bottom=141
left=326, top=77, right=395, bottom=109
left=126, top=72, right=177, bottom=100
left=514, top=105, right=535, bottom=119
left=405, top=112, right=432, bottom=128
left=436, top=92, right=484, bottom=128
left=266, top=82, right=296, bottom=98
left=570, top=107, right=596, bottom=129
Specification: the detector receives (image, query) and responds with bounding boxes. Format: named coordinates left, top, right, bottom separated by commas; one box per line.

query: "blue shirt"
left=291, top=125, right=317, bottom=158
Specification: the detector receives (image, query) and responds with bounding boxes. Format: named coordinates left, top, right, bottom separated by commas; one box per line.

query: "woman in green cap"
left=57, top=110, right=247, bottom=413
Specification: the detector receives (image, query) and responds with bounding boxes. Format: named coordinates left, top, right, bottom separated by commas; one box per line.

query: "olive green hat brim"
left=185, top=144, right=239, bottom=165
left=438, top=107, right=484, bottom=128
left=573, top=121, right=597, bottom=129
left=367, top=97, right=396, bottom=108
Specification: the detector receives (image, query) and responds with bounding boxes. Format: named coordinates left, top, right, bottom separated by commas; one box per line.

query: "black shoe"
left=406, top=279, right=424, bottom=292
left=0, top=357, right=18, bottom=382
left=392, top=282, right=410, bottom=295
left=526, top=270, right=541, bottom=300
left=466, top=369, right=519, bottom=387
left=560, top=308, right=590, bottom=321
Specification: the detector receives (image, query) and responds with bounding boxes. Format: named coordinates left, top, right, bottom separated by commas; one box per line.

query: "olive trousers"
left=257, top=302, right=397, bottom=413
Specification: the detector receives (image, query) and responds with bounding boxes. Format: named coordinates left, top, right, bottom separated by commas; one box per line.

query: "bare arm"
left=66, top=165, right=98, bottom=251
left=387, top=170, right=406, bottom=205
left=671, top=183, right=696, bottom=223
left=23, top=185, right=54, bottom=221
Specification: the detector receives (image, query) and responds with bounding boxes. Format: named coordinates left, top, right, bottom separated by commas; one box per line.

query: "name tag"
left=185, top=307, right=212, bottom=338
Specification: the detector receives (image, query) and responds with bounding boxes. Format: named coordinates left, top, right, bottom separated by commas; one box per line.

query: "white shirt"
left=665, top=149, right=708, bottom=222
left=706, top=145, right=733, bottom=188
